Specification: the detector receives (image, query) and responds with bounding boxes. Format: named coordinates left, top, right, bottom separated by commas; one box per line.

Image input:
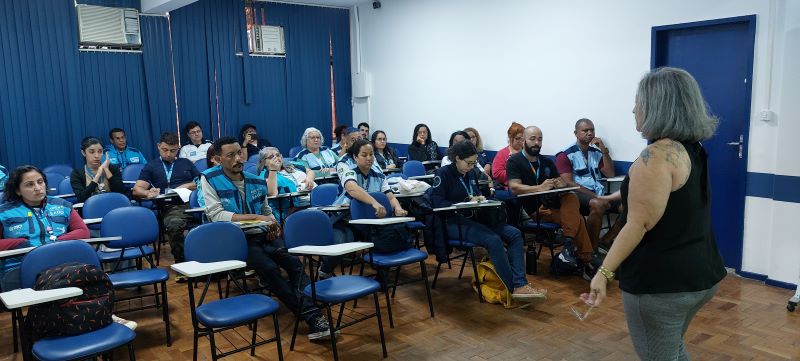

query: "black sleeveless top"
left=619, top=141, right=726, bottom=294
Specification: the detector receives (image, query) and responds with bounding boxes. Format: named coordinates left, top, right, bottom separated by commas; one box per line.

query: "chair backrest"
left=351, top=192, right=392, bottom=220
left=184, top=222, right=247, bottom=263
left=247, top=154, right=260, bottom=164
left=288, top=146, right=303, bottom=158
left=244, top=163, right=258, bottom=175
left=20, top=240, right=100, bottom=288
left=309, top=183, right=339, bottom=207
left=101, top=207, right=159, bottom=249
left=44, top=172, right=65, bottom=195
left=43, top=164, right=73, bottom=178
left=193, top=159, right=208, bottom=172
left=121, top=163, right=145, bottom=182
left=284, top=209, right=334, bottom=248
left=82, top=192, right=131, bottom=220
left=57, top=177, right=75, bottom=195
left=403, top=160, right=425, bottom=177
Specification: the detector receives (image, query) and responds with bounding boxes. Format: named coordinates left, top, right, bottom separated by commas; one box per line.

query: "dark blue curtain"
left=0, top=0, right=351, bottom=168
left=171, top=0, right=351, bottom=154
left=0, top=0, right=82, bottom=168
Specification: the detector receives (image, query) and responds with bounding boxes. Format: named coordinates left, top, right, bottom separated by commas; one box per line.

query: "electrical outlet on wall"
left=759, top=109, right=772, bottom=121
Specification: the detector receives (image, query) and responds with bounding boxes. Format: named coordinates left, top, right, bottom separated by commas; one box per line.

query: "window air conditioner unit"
left=248, top=25, right=285, bottom=55
left=77, top=4, right=141, bottom=48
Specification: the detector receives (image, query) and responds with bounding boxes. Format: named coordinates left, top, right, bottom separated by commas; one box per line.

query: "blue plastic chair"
left=44, top=172, right=65, bottom=196
left=18, top=241, right=136, bottom=361
left=100, top=207, right=172, bottom=346
left=244, top=163, right=258, bottom=176
left=121, top=164, right=145, bottom=190
left=42, top=164, right=73, bottom=179
left=247, top=154, right=260, bottom=164
left=351, top=192, right=434, bottom=328
left=386, top=173, right=408, bottom=180
left=284, top=210, right=387, bottom=361
left=402, top=160, right=425, bottom=178
left=309, top=183, right=339, bottom=207
left=57, top=178, right=76, bottom=203
left=182, top=222, right=283, bottom=361
left=288, top=146, right=303, bottom=158
left=82, top=192, right=132, bottom=231
left=193, top=159, right=208, bottom=172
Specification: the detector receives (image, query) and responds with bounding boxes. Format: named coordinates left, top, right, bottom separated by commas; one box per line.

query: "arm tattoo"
left=639, top=148, right=651, bottom=165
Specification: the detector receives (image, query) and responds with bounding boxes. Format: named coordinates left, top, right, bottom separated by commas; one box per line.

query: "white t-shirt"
left=180, top=142, right=212, bottom=163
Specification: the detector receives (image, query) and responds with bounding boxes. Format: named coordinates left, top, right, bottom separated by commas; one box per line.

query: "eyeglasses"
left=569, top=303, right=594, bottom=321
left=461, top=159, right=478, bottom=167
left=308, top=135, right=322, bottom=140
left=265, top=154, right=280, bottom=160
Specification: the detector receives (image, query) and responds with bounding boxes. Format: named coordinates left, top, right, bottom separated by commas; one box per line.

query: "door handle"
left=727, top=134, right=743, bottom=159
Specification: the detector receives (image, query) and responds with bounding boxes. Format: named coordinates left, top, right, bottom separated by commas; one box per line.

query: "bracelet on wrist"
left=598, top=266, right=615, bottom=280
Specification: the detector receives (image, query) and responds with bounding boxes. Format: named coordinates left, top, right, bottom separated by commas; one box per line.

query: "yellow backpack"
left=472, top=258, right=513, bottom=308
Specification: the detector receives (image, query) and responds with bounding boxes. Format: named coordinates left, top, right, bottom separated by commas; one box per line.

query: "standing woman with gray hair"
left=295, top=127, right=339, bottom=177
left=582, top=67, right=725, bottom=360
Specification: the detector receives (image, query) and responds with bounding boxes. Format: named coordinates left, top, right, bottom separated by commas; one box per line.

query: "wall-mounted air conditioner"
left=77, top=4, right=141, bottom=48
left=248, top=25, right=285, bottom=55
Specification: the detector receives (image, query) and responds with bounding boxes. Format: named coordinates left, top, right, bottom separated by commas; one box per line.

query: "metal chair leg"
left=373, top=293, right=388, bottom=358
left=421, top=261, right=435, bottom=318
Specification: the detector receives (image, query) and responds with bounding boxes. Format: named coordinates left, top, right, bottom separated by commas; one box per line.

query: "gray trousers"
left=622, top=283, right=719, bottom=361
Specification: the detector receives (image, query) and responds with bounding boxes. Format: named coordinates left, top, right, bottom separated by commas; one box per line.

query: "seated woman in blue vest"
left=257, top=147, right=316, bottom=221
left=0, top=166, right=90, bottom=291
left=70, top=136, right=128, bottom=203
left=295, top=127, right=339, bottom=177
left=429, top=140, right=546, bottom=300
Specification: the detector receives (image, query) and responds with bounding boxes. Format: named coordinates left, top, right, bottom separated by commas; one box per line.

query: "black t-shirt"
left=139, top=158, right=199, bottom=191
left=505, top=152, right=559, bottom=211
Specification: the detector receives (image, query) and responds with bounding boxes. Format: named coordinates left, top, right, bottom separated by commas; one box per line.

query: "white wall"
left=351, top=0, right=800, bottom=285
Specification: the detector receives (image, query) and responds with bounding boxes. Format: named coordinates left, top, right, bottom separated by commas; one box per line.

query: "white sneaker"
left=112, top=314, right=138, bottom=330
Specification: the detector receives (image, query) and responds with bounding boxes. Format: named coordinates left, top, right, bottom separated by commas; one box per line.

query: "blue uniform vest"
left=297, top=147, right=339, bottom=170
left=559, top=143, right=604, bottom=195
left=0, top=197, right=72, bottom=272
left=103, top=145, right=147, bottom=169
left=203, top=166, right=268, bottom=215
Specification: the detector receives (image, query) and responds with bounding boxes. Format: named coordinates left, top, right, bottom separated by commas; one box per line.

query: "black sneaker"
left=558, top=238, right=578, bottom=267
left=307, top=315, right=337, bottom=341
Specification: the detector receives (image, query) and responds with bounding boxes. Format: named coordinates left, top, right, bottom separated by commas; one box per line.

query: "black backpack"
left=27, top=262, right=114, bottom=339
left=369, top=224, right=413, bottom=254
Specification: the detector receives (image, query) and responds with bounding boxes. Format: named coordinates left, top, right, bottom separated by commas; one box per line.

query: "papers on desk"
left=233, top=220, right=268, bottom=229
left=165, top=188, right=192, bottom=203
left=1, top=287, right=83, bottom=309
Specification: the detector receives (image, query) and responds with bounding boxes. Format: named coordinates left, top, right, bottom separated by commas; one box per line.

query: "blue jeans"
left=444, top=217, right=527, bottom=289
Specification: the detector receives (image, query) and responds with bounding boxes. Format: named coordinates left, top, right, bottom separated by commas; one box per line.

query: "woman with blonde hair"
left=464, top=127, right=491, bottom=177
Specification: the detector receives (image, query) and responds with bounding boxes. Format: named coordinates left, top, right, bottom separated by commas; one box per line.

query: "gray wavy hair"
left=636, top=67, right=718, bottom=142
left=300, top=127, right=324, bottom=148
left=257, top=147, right=295, bottom=175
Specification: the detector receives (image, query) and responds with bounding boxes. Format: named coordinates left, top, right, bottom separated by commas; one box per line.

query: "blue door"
left=652, top=15, right=756, bottom=270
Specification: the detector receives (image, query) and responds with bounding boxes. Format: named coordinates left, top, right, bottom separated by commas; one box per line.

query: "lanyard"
left=529, top=160, right=540, bottom=182
left=115, top=149, right=126, bottom=168
left=27, top=205, right=56, bottom=243
left=358, top=171, right=372, bottom=191
left=161, top=157, right=174, bottom=185
left=458, top=176, right=474, bottom=198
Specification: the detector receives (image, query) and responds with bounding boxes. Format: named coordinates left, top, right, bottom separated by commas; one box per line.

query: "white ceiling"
left=269, top=0, right=367, bottom=8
